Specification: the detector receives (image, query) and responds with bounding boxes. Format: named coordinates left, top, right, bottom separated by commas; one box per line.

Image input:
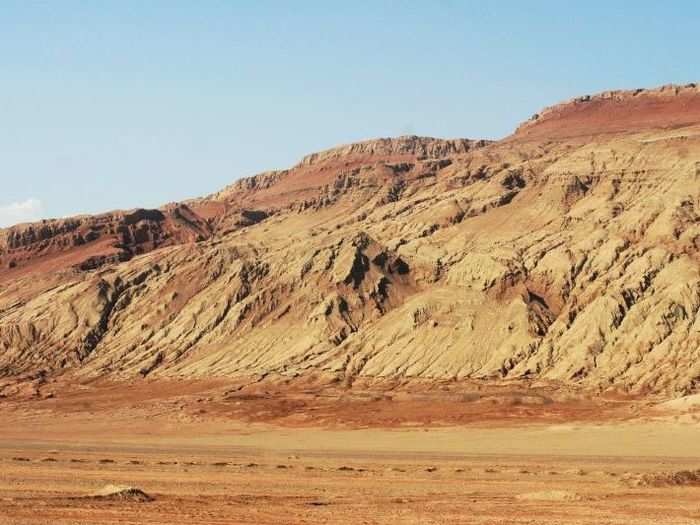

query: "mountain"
left=1, top=83, right=699, bottom=396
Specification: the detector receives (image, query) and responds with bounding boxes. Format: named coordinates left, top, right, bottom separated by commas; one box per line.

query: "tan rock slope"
left=1, top=83, right=699, bottom=395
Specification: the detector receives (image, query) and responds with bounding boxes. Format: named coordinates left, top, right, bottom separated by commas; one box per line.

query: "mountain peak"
left=514, top=82, right=700, bottom=140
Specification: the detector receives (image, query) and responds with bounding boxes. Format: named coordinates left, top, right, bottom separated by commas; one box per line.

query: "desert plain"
left=1, top=378, right=699, bottom=524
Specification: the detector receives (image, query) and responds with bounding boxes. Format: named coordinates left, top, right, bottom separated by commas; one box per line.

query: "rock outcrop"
left=0, top=204, right=212, bottom=275
left=1, top=83, right=699, bottom=396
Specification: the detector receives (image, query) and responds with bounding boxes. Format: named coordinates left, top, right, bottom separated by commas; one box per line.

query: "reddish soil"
left=513, top=84, right=700, bottom=140
left=1, top=380, right=699, bottom=524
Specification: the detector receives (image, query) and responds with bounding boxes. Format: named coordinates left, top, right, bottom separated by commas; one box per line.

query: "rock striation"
left=1, top=83, right=699, bottom=396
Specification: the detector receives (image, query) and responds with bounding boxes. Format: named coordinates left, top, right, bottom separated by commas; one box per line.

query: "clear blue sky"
left=1, top=1, right=698, bottom=226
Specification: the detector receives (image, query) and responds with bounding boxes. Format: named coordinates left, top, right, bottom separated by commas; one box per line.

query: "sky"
left=1, top=1, right=698, bottom=226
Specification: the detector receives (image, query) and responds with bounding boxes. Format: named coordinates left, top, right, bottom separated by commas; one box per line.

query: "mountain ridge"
left=1, top=82, right=699, bottom=397
left=513, top=82, right=700, bottom=140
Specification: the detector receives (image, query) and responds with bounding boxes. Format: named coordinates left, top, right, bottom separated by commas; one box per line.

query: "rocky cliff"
left=1, top=85, right=699, bottom=396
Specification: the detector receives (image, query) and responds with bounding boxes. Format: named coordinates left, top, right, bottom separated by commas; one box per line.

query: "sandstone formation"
left=1, top=83, right=699, bottom=395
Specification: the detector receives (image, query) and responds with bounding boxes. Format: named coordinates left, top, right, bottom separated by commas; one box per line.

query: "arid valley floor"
left=1, top=379, right=699, bottom=524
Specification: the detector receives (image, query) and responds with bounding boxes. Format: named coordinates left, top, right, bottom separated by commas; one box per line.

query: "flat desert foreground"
left=0, top=380, right=699, bottom=524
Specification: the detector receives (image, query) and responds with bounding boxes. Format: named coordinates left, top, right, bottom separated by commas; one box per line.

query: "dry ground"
left=0, top=380, right=699, bottom=524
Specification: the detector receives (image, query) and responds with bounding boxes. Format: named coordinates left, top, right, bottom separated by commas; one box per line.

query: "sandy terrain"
left=1, top=380, right=699, bottom=524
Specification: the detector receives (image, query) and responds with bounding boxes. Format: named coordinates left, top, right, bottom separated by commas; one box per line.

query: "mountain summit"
left=514, top=83, right=700, bottom=139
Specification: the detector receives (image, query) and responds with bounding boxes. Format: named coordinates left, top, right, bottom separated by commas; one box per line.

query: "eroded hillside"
left=1, top=84, right=699, bottom=396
